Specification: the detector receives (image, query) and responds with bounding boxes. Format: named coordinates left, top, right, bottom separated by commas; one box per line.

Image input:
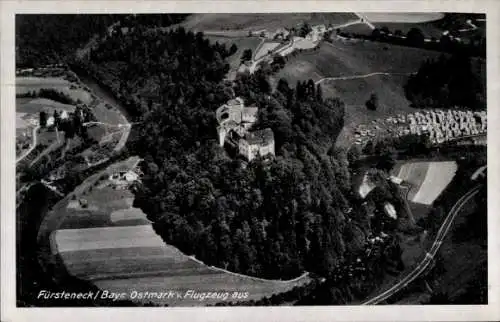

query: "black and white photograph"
left=1, top=1, right=497, bottom=321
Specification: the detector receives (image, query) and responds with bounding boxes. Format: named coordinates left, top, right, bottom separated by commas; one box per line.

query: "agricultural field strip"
left=254, top=41, right=281, bottom=60
left=412, top=162, right=457, bottom=205
left=55, top=225, right=311, bottom=284
left=395, top=162, right=429, bottom=200
left=252, top=38, right=267, bottom=61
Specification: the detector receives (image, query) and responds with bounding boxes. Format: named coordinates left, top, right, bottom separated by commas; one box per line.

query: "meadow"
left=180, top=13, right=358, bottom=32
left=359, top=13, right=445, bottom=23
left=16, top=76, right=92, bottom=104
left=273, top=40, right=441, bottom=146
left=276, top=41, right=441, bottom=83
left=392, top=161, right=458, bottom=205
left=205, top=36, right=262, bottom=74
left=41, top=156, right=311, bottom=306
left=254, top=41, right=282, bottom=60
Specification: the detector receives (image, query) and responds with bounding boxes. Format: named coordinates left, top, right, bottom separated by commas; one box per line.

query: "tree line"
left=404, top=53, right=485, bottom=111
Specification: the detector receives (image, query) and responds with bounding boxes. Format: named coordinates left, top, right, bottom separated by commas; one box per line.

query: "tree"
left=366, top=93, right=379, bottom=111
left=229, top=43, right=238, bottom=56
left=241, top=49, right=253, bottom=63
left=371, top=28, right=382, bottom=40
left=53, top=110, right=61, bottom=128
left=39, top=111, right=47, bottom=128
left=406, top=27, right=425, bottom=47
left=316, top=84, right=323, bottom=102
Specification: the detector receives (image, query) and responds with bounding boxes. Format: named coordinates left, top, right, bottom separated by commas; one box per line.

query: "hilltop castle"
left=216, top=97, right=275, bottom=161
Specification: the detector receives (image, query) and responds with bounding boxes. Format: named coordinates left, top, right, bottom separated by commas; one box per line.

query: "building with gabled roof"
left=216, top=97, right=275, bottom=161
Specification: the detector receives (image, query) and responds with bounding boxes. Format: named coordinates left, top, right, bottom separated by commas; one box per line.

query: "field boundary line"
left=188, top=255, right=310, bottom=284
left=315, top=71, right=416, bottom=85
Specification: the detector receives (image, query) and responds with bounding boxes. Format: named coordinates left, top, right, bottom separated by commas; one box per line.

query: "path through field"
left=315, top=71, right=416, bottom=84
left=16, top=125, right=40, bottom=163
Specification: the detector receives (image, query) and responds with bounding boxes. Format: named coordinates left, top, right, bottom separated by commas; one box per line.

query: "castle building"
left=238, top=128, right=275, bottom=161
left=216, top=97, right=275, bottom=161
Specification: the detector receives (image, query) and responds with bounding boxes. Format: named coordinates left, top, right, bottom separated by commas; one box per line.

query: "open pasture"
left=181, top=13, right=358, bottom=32
left=96, top=271, right=311, bottom=306
left=412, top=161, right=457, bottom=205
left=53, top=223, right=311, bottom=306
left=16, top=97, right=75, bottom=114
left=16, top=76, right=92, bottom=104
left=276, top=41, right=441, bottom=84
left=254, top=41, right=281, bottom=60
left=274, top=40, right=440, bottom=147
left=359, top=13, right=445, bottom=23
left=392, top=161, right=457, bottom=205
left=92, top=101, right=128, bottom=125
left=206, top=36, right=262, bottom=72
left=338, top=23, right=374, bottom=36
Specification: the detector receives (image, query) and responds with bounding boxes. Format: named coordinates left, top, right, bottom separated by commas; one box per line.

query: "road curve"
left=362, top=184, right=482, bottom=305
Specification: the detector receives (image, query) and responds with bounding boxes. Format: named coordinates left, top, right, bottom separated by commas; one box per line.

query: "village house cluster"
left=216, top=97, right=275, bottom=161
left=353, top=109, right=487, bottom=146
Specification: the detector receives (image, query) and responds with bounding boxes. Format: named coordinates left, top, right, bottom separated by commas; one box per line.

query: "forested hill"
left=15, top=14, right=189, bottom=68
left=84, top=26, right=369, bottom=280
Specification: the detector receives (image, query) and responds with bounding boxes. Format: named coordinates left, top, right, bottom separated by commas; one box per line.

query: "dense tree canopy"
left=404, top=53, right=486, bottom=110
left=85, top=26, right=370, bottom=279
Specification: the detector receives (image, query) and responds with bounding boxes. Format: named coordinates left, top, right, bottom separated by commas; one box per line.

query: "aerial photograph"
left=15, top=12, right=486, bottom=307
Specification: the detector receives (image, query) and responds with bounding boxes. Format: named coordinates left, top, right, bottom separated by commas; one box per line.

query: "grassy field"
left=273, top=40, right=441, bottom=147
left=412, top=161, right=457, bottom=205
left=321, top=74, right=412, bottom=118
left=181, top=13, right=358, bottom=32
left=360, top=13, right=445, bottom=23
left=16, top=97, right=76, bottom=114
left=276, top=41, right=440, bottom=83
left=92, top=101, right=127, bottom=125
left=338, top=23, right=374, bottom=36
left=392, top=161, right=457, bottom=205
left=206, top=36, right=262, bottom=73
left=255, top=41, right=281, bottom=60
left=372, top=22, right=445, bottom=39
left=40, top=156, right=311, bottom=306
left=16, top=76, right=92, bottom=104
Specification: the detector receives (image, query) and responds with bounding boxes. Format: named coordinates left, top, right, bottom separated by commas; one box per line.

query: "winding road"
left=362, top=184, right=482, bottom=305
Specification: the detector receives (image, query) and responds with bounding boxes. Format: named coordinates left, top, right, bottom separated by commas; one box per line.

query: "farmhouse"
left=109, top=170, right=140, bottom=188
left=216, top=97, right=275, bottom=161
left=383, top=202, right=398, bottom=219
left=60, top=110, right=69, bottom=119
left=46, top=116, right=55, bottom=127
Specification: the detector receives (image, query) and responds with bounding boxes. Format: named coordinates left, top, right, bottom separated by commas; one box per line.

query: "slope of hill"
left=273, top=40, right=442, bottom=146
left=180, top=13, right=358, bottom=32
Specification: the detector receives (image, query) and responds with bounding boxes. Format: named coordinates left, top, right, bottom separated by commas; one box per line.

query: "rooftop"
left=245, top=128, right=274, bottom=145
